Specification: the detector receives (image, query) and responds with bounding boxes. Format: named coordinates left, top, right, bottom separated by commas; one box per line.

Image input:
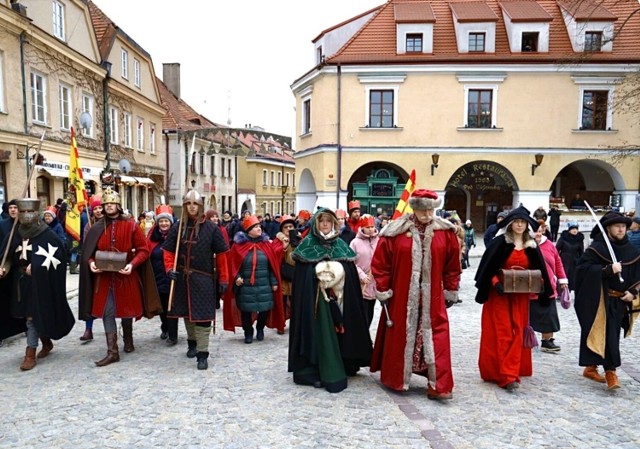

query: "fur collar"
left=502, top=230, right=537, bottom=248
left=380, top=215, right=454, bottom=238
left=234, top=231, right=269, bottom=245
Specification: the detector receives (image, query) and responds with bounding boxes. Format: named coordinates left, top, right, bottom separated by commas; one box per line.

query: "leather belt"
left=178, top=266, right=213, bottom=278
left=608, top=289, right=625, bottom=298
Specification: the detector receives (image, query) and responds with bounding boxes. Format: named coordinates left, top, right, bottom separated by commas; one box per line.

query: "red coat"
left=370, top=215, right=461, bottom=394
left=88, top=219, right=149, bottom=318
left=223, top=234, right=285, bottom=332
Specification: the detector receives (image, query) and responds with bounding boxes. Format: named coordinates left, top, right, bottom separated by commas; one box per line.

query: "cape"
left=223, top=232, right=285, bottom=332
left=293, top=210, right=356, bottom=262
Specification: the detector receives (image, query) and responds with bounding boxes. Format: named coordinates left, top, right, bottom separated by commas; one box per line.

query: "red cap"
left=411, top=189, right=438, bottom=199
left=242, top=214, right=261, bottom=231
left=348, top=200, right=361, bottom=212
left=43, top=206, right=57, bottom=217
left=335, top=209, right=347, bottom=219
left=359, top=214, right=375, bottom=228
left=90, top=194, right=102, bottom=209
left=298, top=210, right=311, bottom=220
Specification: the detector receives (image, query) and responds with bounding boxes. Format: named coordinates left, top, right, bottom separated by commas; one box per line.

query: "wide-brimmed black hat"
left=497, top=206, right=539, bottom=231
left=590, top=211, right=632, bottom=238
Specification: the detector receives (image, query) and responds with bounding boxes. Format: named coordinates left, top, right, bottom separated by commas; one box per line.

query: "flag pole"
left=1, top=130, right=46, bottom=270
left=168, top=132, right=196, bottom=311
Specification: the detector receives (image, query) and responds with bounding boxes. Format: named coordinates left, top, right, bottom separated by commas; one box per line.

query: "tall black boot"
left=196, top=351, right=209, bottom=370
left=186, top=340, right=197, bottom=358
left=121, top=320, right=135, bottom=353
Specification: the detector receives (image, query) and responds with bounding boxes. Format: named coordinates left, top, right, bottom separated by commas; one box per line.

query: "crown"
left=102, top=187, right=121, bottom=205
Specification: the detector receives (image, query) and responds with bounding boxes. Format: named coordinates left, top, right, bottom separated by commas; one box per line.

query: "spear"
left=0, top=130, right=46, bottom=271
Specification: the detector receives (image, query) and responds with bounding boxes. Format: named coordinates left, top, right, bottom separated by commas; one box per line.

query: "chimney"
left=163, top=63, right=181, bottom=99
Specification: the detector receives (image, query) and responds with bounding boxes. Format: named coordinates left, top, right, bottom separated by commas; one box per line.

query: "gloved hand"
left=167, top=270, right=179, bottom=281
left=495, top=282, right=505, bottom=295
left=219, top=283, right=228, bottom=294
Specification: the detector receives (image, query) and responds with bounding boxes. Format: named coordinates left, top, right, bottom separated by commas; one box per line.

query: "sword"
left=584, top=201, right=623, bottom=283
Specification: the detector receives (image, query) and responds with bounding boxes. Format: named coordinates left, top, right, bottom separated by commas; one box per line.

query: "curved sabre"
left=584, top=200, right=623, bottom=283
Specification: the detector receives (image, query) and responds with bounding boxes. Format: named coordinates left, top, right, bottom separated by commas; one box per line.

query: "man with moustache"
left=370, top=189, right=462, bottom=400
left=575, top=211, right=640, bottom=391
left=346, top=200, right=362, bottom=237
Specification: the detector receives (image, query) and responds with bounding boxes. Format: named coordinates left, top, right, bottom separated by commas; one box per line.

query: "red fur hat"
left=409, top=189, right=442, bottom=210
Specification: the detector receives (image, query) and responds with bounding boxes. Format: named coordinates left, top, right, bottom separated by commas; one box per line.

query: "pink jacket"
left=538, top=236, right=568, bottom=299
left=349, top=227, right=379, bottom=300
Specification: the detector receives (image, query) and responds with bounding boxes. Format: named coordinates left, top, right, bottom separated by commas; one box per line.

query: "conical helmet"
left=182, top=189, right=204, bottom=206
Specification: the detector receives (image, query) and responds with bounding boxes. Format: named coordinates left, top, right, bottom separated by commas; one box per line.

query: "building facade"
left=291, top=0, right=640, bottom=230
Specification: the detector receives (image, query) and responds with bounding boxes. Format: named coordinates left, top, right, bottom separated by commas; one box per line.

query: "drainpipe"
left=19, top=32, right=29, bottom=179
left=336, top=63, right=342, bottom=209
left=164, top=131, right=170, bottom=197
left=101, top=61, right=112, bottom=172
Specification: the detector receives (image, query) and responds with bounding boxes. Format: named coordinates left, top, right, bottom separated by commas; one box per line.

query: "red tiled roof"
left=449, top=2, right=499, bottom=22
left=499, top=1, right=553, bottom=22
left=86, top=0, right=116, bottom=60
left=157, top=78, right=220, bottom=132
left=328, top=0, right=639, bottom=63
left=557, top=0, right=617, bottom=21
left=395, top=2, right=436, bottom=23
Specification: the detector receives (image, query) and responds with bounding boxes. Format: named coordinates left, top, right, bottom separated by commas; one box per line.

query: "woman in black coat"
left=555, top=222, right=584, bottom=291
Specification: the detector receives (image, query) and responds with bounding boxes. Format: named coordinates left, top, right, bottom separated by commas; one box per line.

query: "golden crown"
left=102, top=187, right=121, bottom=205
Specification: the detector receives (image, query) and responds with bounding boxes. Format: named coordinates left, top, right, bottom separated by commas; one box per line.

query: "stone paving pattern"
left=1, top=236, right=639, bottom=448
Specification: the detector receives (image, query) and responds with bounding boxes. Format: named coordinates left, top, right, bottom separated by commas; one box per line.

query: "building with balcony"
left=291, top=0, right=640, bottom=230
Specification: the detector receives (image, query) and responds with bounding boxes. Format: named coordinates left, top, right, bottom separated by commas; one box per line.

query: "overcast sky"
left=92, top=0, right=383, bottom=139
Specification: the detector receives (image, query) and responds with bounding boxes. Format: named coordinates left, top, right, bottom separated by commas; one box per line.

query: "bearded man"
left=346, top=200, right=362, bottom=236
left=0, top=198, right=74, bottom=370
left=163, top=189, right=229, bottom=370
left=79, top=187, right=160, bottom=367
left=575, top=211, right=640, bottom=391
left=370, top=189, right=462, bottom=400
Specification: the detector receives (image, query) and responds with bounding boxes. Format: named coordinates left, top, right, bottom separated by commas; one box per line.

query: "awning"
left=38, top=167, right=68, bottom=178
left=119, top=175, right=137, bottom=184
left=135, top=177, right=154, bottom=185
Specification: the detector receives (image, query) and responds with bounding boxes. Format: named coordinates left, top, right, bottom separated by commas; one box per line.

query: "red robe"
left=223, top=235, right=285, bottom=333
left=88, top=219, right=149, bottom=318
left=370, top=215, right=461, bottom=394
left=348, top=218, right=361, bottom=236
left=479, top=249, right=533, bottom=387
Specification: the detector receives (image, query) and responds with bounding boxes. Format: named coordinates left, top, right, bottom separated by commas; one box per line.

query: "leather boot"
left=95, top=332, right=120, bottom=367
left=583, top=365, right=606, bottom=383
left=186, top=340, right=197, bottom=358
left=20, top=347, right=37, bottom=371
left=79, top=328, right=93, bottom=341
left=605, top=370, right=620, bottom=390
left=122, top=320, right=135, bottom=353
left=37, top=338, right=53, bottom=359
left=196, top=351, right=209, bottom=370
left=69, top=262, right=79, bottom=274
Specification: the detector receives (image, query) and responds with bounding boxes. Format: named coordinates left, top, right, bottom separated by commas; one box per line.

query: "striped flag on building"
left=391, top=169, right=416, bottom=220
left=65, top=127, right=88, bottom=241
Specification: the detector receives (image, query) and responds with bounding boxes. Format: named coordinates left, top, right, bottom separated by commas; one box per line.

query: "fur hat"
left=242, top=214, right=261, bottom=231
left=567, top=221, right=579, bottom=230
left=90, top=193, right=102, bottom=209
left=359, top=214, right=375, bottom=228
left=408, top=189, right=442, bottom=210
left=348, top=200, right=361, bottom=213
left=155, top=204, right=174, bottom=223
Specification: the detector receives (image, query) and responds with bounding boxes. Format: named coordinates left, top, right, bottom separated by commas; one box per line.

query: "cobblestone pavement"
left=2, top=237, right=639, bottom=448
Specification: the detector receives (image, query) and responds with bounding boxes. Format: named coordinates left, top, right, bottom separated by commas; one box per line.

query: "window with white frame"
left=149, top=123, right=156, bottom=153
left=270, top=171, right=275, bottom=187
left=360, top=76, right=405, bottom=129
left=227, top=159, right=232, bottom=179
left=270, top=201, right=275, bottom=215
left=81, top=93, right=94, bottom=137
left=458, top=75, right=504, bottom=129
left=52, top=1, right=65, bottom=40
left=221, top=157, right=226, bottom=177
left=277, top=171, right=282, bottom=187
left=277, top=201, right=282, bottom=215
left=292, top=174, right=295, bottom=188
left=262, top=169, right=268, bottom=186
left=302, top=98, right=311, bottom=134
left=285, top=201, right=289, bottom=215
left=121, top=49, right=128, bottom=79
left=58, top=83, right=72, bottom=130
left=133, top=59, right=141, bottom=87
left=579, top=88, right=613, bottom=130
left=285, top=172, right=290, bottom=187
left=0, top=53, right=5, bottom=112
left=137, top=118, right=144, bottom=150
left=262, top=202, right=267, bottom=214
left=123, top=112, right=132, bottom=147
left=30, top=72, right=47, bottom=124
left=109, top=106, right=118, bottom=144
left=199, top=152, right=205, bottom=175
left=210, top=156, right=215, bottom=176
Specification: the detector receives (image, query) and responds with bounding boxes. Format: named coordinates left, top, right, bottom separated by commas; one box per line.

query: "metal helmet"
left=182, top=189, right=204, bottom=206
left=16, top=198, right=41, bottom=225
left=102, top=186, right=121, bottom=205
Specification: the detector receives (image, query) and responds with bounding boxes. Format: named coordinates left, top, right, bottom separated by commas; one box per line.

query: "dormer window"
left=557, top=0, right=617, bottom=52
left=469, top=32, right=486, bottom=52
left=406, top=33, right=423, bottom=53
left=584, top=31, right=602, bottom=51
left=499, top=2, right=552, bottom=53
left=449, top=2, right=499, bottom=53
left=395, top=2, right=435, bottom=54
left=521, top=32, right=538, bottom=52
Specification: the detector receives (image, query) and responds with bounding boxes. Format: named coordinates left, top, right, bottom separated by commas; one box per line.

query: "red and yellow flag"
left=65, top=127, right=88, bottom=241
left=391, top=169, right=416, bottom=220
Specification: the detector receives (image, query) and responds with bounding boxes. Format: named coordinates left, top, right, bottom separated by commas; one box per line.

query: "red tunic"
left=370, top=217, right=461, bottom=394
left=478, top=249, right=533, bottom=387
left=88, top=219, right=149, bottom=318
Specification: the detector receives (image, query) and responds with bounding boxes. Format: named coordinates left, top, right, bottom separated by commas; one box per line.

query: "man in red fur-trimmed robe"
left=370, top=189, right=461, bottom=400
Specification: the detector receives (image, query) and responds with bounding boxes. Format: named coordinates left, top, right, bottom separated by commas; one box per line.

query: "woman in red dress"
left=474, top=206, right=553, bottom=390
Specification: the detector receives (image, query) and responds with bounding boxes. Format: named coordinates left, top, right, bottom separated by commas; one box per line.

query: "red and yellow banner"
left=65, top=127, right=88, bottom=241
left=391, top=169, right=416, bottom=220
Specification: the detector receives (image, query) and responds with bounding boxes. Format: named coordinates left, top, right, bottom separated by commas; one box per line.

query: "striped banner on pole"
left=391, top=169, right=416, bottom=220
left=65, top=127, right=88, bottom=241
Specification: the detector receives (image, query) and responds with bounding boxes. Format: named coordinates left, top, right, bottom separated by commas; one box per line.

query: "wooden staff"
left=167, top=132, right=196, bottom=311
left=0, top=130, right=46, bottom=270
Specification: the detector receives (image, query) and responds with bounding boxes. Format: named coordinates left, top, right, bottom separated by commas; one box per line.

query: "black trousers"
left=241, top=311, right=268, bottom=335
